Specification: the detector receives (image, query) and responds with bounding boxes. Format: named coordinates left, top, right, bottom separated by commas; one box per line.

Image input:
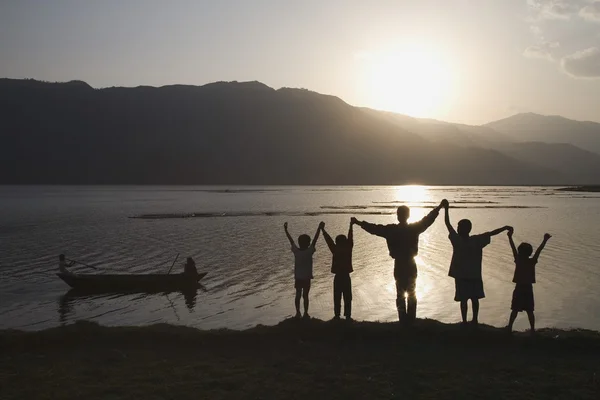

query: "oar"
left=66, top=259, right=99, bottom=270
left=167, top=253, right=180, bottom=274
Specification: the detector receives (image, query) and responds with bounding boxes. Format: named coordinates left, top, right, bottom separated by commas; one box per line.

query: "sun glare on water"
left=394, top=185, right=428, bottom=203
left=394, top=185, right=430, bottom=222
left=360, top=44, right=457, bottom=118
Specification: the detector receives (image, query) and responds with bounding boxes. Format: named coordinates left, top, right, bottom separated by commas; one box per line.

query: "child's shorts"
left=454, top=279, right=485, bottom=301
left=511, top=283, right=534, bottom=312
left=295, top=279, right=311, bottom=290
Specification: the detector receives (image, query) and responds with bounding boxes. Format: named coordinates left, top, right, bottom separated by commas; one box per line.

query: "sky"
left=1, top=0, right=599, bottom=125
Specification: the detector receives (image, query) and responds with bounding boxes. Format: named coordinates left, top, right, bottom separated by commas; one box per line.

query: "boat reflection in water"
left=58, top=285, right=206, bottom=325
left=56, top=271, right=207, bottom=293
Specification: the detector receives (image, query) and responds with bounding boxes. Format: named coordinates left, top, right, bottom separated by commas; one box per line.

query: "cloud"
left=580, top=1, right=600, bottom=21
left=530, top=25, right=544, bottom=37
left=561, top=47, right=600, bottom=78
left=523, top=41, right=560, bottom=61
left=527, top=0, right=581, bottom=20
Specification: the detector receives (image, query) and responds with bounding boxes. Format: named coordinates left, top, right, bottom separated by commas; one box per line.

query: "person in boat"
left=443, top=200, right=512, bottom=325
left=321, top=219, right=354, bottom=321
left=184, top=257, right=198, bottom=278
left=354, top=200, right=445, bottom=324
left=284, top=221, right=324, bottom=319
left=58, top=254, right=75, bottom=274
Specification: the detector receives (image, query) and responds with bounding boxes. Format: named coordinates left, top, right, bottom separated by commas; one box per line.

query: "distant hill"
left=363, top=109, right=513, bottom=148
left=0, top=78, right=594, bottom=185
left=486, top=113, right=600, bottom=155
left=495, top=142, right=600, bottom=184
left=367, top=110, right=600, bottom=184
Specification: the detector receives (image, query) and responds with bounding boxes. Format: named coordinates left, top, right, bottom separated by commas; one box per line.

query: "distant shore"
left=557, top=185, right=600, bottom=192
left=2, top=319, right=599, bottom=399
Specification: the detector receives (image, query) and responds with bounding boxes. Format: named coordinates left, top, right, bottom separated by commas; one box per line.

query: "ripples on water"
left=1, top=185, right=600, bottom=332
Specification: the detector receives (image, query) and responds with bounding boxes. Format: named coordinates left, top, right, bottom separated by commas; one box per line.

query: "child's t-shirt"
left=331, top=242, right=353, bottom=274
left=292, top=246, right=316, bottom=280
left=512, top=257, right=537, bottom=284
left=447, top=232, right=491, bottom=280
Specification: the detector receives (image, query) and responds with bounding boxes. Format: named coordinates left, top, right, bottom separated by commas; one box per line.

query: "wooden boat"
left=57, top=272, right=207, bottom=294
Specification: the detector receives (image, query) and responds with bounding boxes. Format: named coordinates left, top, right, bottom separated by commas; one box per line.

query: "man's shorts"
left=392, top=258, right=418, bottom=297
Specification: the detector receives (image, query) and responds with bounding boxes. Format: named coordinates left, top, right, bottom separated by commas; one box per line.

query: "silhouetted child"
left=58, top=254, right=75, bottom=275
left=506, top=228, right=551, bottom=334
left=321, top=219, right=354, bottom=320
left=284, top=221, right=324, bottom=318
left=443, top=200, right=511, bottom=325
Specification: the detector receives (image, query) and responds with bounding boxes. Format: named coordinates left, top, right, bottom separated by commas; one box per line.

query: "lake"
left=1, top=185, right=599, bottom=332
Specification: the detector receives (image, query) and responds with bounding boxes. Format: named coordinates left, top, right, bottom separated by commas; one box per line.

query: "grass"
left=1, top=318, right=600, bottom=400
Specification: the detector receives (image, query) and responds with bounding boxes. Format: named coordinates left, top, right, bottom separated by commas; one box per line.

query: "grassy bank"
left=2, top=318, right=600, bottom=400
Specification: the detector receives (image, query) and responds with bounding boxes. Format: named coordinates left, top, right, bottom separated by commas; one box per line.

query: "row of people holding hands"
left=284, top=199, right=551, bottom=333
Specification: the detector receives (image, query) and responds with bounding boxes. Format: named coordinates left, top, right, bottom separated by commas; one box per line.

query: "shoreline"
left=3, top=316, right=600, bottom=337
left=2, top=318, right=599, bottom=399
left=556, top=185, right=600, bottom=192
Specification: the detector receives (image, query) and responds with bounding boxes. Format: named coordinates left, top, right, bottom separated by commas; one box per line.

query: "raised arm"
left=414, top=200, right=445, bottom=233
left=483, top=225, right=512, bottom=238
left=442, top=200, right=456, bottom=235
left=284, top=222, right=297, bottom=249
left=348, top=218, right=354, bottom=244
left=507, top=227, right=518, bottom=259
left=310, top=221, right=325, bottom=248
left=321, top=226, right=336, bottom=253
left=354, top=219, right=389, bottom=237
left=533, top=233, right=551, bottom=262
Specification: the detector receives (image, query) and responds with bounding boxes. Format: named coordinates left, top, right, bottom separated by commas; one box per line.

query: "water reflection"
left=4, top=185, right=600, bottom=332
left=394, top=185, right=428, bottom=204
left=393, top=185, right=430, bottom=222
left=183, top=286, right=207, bottom=310
left=57, top=285, right=205, bottom=325
left=58, top=293, right=74, bottom=326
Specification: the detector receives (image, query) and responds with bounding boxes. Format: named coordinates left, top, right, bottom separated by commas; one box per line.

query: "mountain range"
left=1, top=78, right=599, bottom=185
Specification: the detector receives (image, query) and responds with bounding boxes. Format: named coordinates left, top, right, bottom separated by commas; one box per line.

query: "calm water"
left=1, top=186, right=599, bottom=332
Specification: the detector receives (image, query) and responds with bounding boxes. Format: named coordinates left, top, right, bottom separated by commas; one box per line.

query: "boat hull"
left=57, top=272, right=207, bottom=294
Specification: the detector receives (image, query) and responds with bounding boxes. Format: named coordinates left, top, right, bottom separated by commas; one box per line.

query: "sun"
left=359, top=44, right=456, bottom=118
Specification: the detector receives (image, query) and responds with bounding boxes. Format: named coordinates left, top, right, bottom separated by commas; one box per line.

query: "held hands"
left=507, top=226, right=514, bottom=237
left=351, top=217, right=358, bottom=225
left=318, top=221, right=325, bottom=230
left=440, top=199, right=449, bottom=209
left=544, top=233, right=552, bottom=241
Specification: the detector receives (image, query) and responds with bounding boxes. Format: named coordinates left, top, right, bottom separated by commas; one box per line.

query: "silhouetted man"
left=353, top=200, right=445, bottom=323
